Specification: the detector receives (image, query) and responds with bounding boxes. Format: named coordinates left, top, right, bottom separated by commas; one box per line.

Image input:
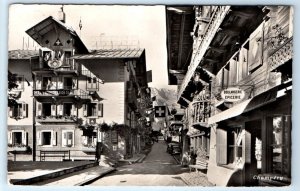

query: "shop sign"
left=221, top=87, right=245, bottom=102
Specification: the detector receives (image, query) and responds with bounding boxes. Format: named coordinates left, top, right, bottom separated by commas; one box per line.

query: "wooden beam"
left=218, top=27, right=240, bottom=36
left=208, top=46, right=227, bottom=53
left=203, top=57, right=219, bottom=63
left=230, top=10, right=257, bottom=18
left=177, top=14, right=186, bottom=69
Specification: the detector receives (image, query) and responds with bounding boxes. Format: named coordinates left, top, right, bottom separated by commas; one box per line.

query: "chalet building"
left=168, top=6, right=293, bottom=186
left=8, top=9, right=150, bottom=162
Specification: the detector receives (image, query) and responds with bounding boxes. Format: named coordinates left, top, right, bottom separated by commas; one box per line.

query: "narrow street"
left=89, top=140, right=189, bottom=186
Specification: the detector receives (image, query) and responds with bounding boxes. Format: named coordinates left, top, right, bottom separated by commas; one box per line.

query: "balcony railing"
left=32, top=59, right=79, bottom=74
left=268, top=37, right=293, bottom=72
left=33, top=88, right=90, bottom=99
left=178, top=6, right=230, bottom=100
left=191, top=101, right=210, bottom=127
left=35, top=115, right=77, bottom=123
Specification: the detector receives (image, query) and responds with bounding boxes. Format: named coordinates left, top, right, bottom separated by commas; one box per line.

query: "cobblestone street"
left=89, top=141, right=212, bottom=186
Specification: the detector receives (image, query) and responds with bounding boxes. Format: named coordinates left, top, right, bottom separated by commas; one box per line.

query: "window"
left=268, top=115, right=291, bottom=177
left=37, top=131, right=56, bottom=146
left=87, top=76, right=99, bottom=90
left=63, top=103, right=72, bottom=116
left=8, top=130, right=27, bottom=147
left=9, top=103, right=28, bottom=119
left=82, top=130, right=97, bottom=147
left=64, top=77, right=77, bottom=89
left=216, top=127, right=243, bottom=166
left=83, top=103, right=103, bottom=117
left=42, top=103, right=51, bottom=117
left=14, top=75, right=24, bottom=91
left=62, top=130, right=74, bottom=147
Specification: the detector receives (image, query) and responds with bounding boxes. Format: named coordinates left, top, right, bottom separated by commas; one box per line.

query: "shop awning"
left=208, top=99, right=252, bottom=124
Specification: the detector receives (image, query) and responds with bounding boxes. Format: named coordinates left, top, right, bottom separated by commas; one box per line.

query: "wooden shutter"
left=62, top=131, right=67, bottom=146
left=37, top=103, right=42, bottom=116
left=36, top=76, right=42, bottom=90
left=244, top=130, right=251, bottom=163
left=248, top=22, right=264, bottom=73
left=93, top=136, right=97, bottom=146
left=239, top=47, right=248, bottom=80
left=37, top=131, right=42, bottom=146
left=8, top=131, right=12, bottom=144
left=229, top=58, right=237, bottom=85
left=67, top=132, right=73, bottom=146
left=83, top=104, right=87, bottom=117
left=9, top=106, right=13, bottom=118
left=72, top=104, right=77, bottom=116
left=52, top=131, right=57, bottom=146
left=22, top=131, right=27, bottom=146
left=58, top=105, right=63, bottom=116
left=51, top=104, right=56, bottom=116
left=21, top=103, right=26, bottom=118
left=216, top=128, right=227, bottom=165
left=72, top=78, right=77, bottom=89
left=98, top=103, right=103, bottom=117
left=58, top=76, right=63, bottom=89
left=222, top=68, right=229, bottom=88
left=82, top=136, right=88, bottom=145
left=51, top=76, right=58, bottom=89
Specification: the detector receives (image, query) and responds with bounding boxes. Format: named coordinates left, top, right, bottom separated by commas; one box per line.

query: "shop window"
left=9, top=102, right=28, bottom=119
left=268, top=115, right=291, bottom=177
left=62, top=130, right=74, bottom=147
left=216, top=127, right=243, bottom=166
left=83, top=103, right=103, bottom=117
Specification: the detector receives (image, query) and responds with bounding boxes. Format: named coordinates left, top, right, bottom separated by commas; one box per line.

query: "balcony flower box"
left=7, top=144, right=28, bottom=152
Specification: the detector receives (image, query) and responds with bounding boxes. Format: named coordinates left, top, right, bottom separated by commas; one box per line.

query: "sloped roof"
left=8, top=50, right=39, bottom=59
left=26, top=16, right=89, bottom=54
left=71, top=49, right=144, bottom=59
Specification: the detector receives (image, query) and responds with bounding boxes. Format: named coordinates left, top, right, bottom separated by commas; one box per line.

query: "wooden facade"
left=170, top=6, right=293, bottom=186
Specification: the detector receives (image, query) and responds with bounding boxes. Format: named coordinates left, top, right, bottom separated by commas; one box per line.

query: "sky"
left=8, top=4, right=173, bottom=90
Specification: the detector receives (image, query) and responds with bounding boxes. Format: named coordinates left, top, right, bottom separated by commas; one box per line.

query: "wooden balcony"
left=191, top=101, right=210, bottom=128
left=36, top=115, right=77, bottom=123
left=31, top=60, right=79, bottom=75
left=33, top=88, right=90, bottom=100
left=81, top=146, right=96, bottom=153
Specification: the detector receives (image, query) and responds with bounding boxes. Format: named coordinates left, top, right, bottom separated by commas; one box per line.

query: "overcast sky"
left=8, top=4, right=172, bottom=89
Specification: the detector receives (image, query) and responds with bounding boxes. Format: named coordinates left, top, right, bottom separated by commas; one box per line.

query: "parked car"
left=167, top=142, right=179, bottom=154
left=171, top=145, right=181, bottom=155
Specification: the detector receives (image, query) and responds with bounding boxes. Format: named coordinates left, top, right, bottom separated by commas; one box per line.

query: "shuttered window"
left=9, top=103, right=28, bottom=119
left=98, top=103, right=103, bottom=117
left=8, top=130, right=27, bottom=146
left=248, top=22, right=264, bottom=73
left=62, top=130, right=74, bottom=147
left=216, top=128, right=227, bottom=165
left=238, top=47, right=249, bottom=81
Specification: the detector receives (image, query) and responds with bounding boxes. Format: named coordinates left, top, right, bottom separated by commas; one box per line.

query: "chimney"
left=58, top=5, right=66, bottom=23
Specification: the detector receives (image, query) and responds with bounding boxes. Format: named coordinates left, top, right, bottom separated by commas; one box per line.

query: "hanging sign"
left=221, top=87, right=245, bottom=102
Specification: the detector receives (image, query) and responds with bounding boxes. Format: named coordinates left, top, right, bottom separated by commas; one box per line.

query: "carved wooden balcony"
left=191, top=100, right=210, bottom=128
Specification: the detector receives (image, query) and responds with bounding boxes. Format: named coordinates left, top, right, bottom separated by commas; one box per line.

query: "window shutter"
left=37, top=103, right=42, bottom=116
left=58, top=76, right=63, bottom=89
left=37, top=131, right=42, bottom=146
left=72, top=104, right=77, bottom=116
left=98, top=103, right=103, bottom=117
left=8, top=131, right=12, bottom=144
left=72, top=78, right=77, bottom=89
left=82, top=136, right=88, bottom=145
left=51, top=77, right=58, bottom=89
left=222, top=68, right=229, bottom=88
left=9, top=106, right=13, bottom=118
left=22, top=131, right=27, bottom=146
left=244, top=130, right=251, bottom=163
left=248, top=22, right=264, bottom=73
left=52, top=131, right=57, bottom=146
left=36, top=76, right=42, bottom=90
left=22, top=103, right=27, bottom=118
left=51, top=104, right=56, bottom=116
left=93, top=136, right=97, bottom=146
left=58, top=105, right=63, bottom=116
left=239, top=47, right=248, bottom=80
left=229, top=58, right=237, bottom=85
left=62, top=132, right=67, bottom=146
left=83, top=104, right=87, bottom=117
left=216, top=128, right=227, bottom=165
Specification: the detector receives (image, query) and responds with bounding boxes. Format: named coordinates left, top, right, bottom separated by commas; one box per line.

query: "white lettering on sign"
left=221, top=87, right=245, bottom=102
